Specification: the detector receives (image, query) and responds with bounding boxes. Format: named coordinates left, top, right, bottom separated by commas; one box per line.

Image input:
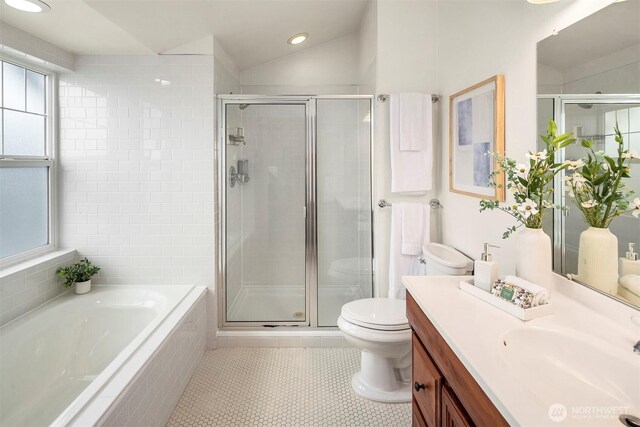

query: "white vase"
left=75, top=279, right=91, bottom=295
left=515, top=227, right=552, bottom=286
left=576, top=227, right=618, bottom=294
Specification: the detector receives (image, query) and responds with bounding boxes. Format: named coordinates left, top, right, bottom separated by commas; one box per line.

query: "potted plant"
left=56, top=257, right=101, bottom=295
left=479, top=119, right=576, bottom=285
left=563, top=124, right=640, bottom=294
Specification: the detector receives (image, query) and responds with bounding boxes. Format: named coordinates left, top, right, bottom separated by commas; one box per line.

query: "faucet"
left=634, top=340, right=640, bottom=353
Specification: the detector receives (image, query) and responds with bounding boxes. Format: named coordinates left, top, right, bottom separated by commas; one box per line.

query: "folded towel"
left=504, top=275, right=550, bottom=307
left=399, top=93, right=428, bottom=151
left=389, top=204, right=428, bottom=299
left=619, top=274, right=640, bottom=297
left=401, top=203, right=424, bottom=255
left=390, top=93, right=433, bottom=193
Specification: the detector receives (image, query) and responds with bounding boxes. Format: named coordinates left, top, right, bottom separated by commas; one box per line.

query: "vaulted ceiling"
left=0, top=0, right=369, bottom=69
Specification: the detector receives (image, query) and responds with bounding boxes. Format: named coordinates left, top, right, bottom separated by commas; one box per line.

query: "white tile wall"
left=99, top=292, right=207, bottom=427
left=58, top=55, right=214, bottom=289
left=0, top=250, right=77, bottom=326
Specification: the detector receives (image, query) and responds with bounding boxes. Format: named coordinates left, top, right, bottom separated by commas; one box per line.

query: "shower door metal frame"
left=538, top=93, right=640, bottom=277
left=216, top=95, right=375, bottom=329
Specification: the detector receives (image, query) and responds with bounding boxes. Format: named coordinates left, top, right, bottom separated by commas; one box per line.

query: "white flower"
left=542, top=200, right=553, bottom=209
left=517, top=199, right=539, bottom=219
left=622, top=151, right=640, bottom=160
left=526, top=150, right=548, bottom=161
left=563, top=159, right=584, bottom=170
left=581, top=200, right=598, bottom=209
left=515, top=164, right=529, bottom=179
left=632, top=198, right=640, bottom=218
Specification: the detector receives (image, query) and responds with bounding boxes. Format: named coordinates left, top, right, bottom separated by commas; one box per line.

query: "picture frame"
left=449, top=75, right=505, bottom=201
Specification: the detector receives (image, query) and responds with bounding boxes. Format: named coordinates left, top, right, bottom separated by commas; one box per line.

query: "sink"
left=500, top=327, right=640, bottom=424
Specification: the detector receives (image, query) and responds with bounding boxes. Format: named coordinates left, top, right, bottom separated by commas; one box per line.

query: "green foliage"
left=564, top=124, right=637, bottom=228
left=480, top=119, right=576, bottom=238
left=56, top=257, right=101, bottom=288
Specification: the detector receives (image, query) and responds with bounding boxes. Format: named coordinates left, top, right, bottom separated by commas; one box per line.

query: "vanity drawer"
left=412, top=333, right=442, bottom=427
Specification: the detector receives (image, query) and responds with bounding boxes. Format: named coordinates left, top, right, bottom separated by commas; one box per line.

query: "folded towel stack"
left=491, top=276, right=550, bottom=309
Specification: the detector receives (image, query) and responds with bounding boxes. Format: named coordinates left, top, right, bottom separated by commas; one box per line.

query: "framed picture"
left=449, top=75, right=505, bottom=201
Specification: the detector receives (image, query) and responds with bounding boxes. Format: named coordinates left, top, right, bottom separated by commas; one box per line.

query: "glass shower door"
left=225, top=102, right=308, bottom=323
left=316, top=98, right=373, bottom=326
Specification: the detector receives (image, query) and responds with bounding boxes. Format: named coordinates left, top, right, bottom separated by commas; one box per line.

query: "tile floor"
left=167, top=348, right=412, bottom=426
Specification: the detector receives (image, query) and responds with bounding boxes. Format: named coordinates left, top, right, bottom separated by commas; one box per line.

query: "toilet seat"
left=340, top=298, right=409, bottom=331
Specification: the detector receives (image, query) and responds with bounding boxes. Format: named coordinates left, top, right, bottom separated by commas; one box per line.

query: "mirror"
left=537, top=0, right=640, bottom=308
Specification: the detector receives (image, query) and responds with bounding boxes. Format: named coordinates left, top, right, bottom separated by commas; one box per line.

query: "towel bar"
left=378, top=199, right=443, bottom=209
left=377, top=94, right=440, bottom=103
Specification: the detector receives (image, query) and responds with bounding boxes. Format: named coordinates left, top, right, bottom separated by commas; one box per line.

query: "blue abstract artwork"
left=457, top=98, right=473, bottom=146
left=473, top=142, right=491, bottom=187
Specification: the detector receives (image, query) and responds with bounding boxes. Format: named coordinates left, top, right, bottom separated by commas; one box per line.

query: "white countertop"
left=403, top=274, right=640, bottom=427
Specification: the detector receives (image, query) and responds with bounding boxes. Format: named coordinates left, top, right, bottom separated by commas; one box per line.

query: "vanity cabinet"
left=407, top=293, right=508, bottom=427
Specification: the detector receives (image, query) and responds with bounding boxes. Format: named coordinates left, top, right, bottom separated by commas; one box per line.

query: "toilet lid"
left=423, top=243, right=473, bottom=271
left=341, top=298, right=409, bottom=331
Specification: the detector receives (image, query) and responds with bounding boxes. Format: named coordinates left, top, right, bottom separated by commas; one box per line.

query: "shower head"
left=239, top=104, right=250, bottom=110
left=578, top=91, right=602, bottom=109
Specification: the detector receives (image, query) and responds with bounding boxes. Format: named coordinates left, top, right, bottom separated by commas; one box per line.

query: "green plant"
left=564, top=124, right=640, bottom=228
left=56, top=257, right=101, bottom=288
left=479, top=119, right=576, bottom=238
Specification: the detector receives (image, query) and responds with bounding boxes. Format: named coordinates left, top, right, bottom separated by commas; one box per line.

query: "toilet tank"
left=423, top=243, right=473, bottom=276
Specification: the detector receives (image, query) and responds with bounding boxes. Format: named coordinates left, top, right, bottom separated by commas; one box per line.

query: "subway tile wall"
left=0, top=250, right=77, bottom=326
left=58, top=55, right=215, bottom=290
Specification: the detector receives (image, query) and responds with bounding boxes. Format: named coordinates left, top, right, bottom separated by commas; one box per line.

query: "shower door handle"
left=303, top=206, right=307, bottom=219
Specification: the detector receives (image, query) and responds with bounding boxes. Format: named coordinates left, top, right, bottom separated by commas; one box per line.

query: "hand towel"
left=389, top=203, right=430, bottom=299
left=399, top=93, right=427, bottom=151
left=504, top=275, right=550, bottom=307
left=390, top=93, right=433, bottom=193
left=401, top=203, right=423, bottom=256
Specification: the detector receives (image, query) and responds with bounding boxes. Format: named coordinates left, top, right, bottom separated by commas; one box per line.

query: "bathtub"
left=0, top=285, right=206, bottom=427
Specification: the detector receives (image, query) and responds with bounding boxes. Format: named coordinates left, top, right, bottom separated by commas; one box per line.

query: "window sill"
left=0, top=249, right=76, bottom=280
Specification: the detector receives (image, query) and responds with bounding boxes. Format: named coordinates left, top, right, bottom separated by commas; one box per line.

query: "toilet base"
left=351, top=372, right=411, bottom=403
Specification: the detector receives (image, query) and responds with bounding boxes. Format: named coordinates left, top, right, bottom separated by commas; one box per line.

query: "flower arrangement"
left=56, top=257, right=101, bottom=288
left=563, top=124, right=640, bottom=228
left=479, top=120, right=576, bottom=238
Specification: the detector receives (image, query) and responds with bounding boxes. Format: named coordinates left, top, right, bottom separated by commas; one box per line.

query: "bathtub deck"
left=167, top=348, right=411, bottom=426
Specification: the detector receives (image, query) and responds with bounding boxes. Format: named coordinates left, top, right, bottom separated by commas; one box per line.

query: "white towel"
left=504, top=275, right=550, bottom=307
left=389, top=204, right=430, bottom=300
left=390, top=93, right=433, bottom=193
left=399, top=93, right=427, bottom=151
left=401, top=203, right=423, bottom=255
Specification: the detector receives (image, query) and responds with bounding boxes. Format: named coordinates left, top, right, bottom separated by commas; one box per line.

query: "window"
left=0, top=59, right=54, bottom=262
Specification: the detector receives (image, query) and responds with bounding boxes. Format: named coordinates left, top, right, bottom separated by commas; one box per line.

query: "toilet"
left=337, top=243, right=473, bottom=403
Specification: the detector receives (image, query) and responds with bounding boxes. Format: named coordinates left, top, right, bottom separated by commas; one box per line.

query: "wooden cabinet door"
left=441, top=385, right=473, bottom=427
left=412, top=333, right=442, bottom=427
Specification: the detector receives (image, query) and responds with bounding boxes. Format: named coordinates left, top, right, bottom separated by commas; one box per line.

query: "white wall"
left=58, top=55, right=215, bottom=287
left=373, top=0, right=439, bottom=297
left=240, top=33, right=360, bottom=95
left=436, top=0, right=613, bottom=275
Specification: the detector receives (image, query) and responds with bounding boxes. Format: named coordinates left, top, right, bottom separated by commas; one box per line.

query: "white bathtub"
left=0, top=285, right=200, bottom=427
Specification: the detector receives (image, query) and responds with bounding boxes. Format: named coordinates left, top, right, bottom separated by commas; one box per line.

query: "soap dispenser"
left=619, top=243, right=640, bottom=276
left=474, top=243, right=499, bottom=292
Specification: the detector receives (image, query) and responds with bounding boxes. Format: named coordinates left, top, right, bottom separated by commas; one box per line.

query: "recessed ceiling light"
left=287, top=33, right=308, bottom=45
left=4, top=0, right=50, bottom=12
left=526, top=0, right=559, bottom=3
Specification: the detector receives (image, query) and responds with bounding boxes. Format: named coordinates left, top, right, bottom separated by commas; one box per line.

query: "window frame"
left=0, top=56, right=58, bottom=268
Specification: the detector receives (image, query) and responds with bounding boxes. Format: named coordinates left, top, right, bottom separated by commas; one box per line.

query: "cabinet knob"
left=414, top=382, right=427, bottom=392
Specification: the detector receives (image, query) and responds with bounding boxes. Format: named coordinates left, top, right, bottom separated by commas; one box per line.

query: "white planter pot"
left=577, top=227, right=618, bottom=294
left=75, top=279, right=91, bottom=295
left=515, top=227, right=552, bottom=286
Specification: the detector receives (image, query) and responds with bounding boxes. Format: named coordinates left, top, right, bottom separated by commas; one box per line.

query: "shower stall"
left=217, top=95, right=374, bottom=328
